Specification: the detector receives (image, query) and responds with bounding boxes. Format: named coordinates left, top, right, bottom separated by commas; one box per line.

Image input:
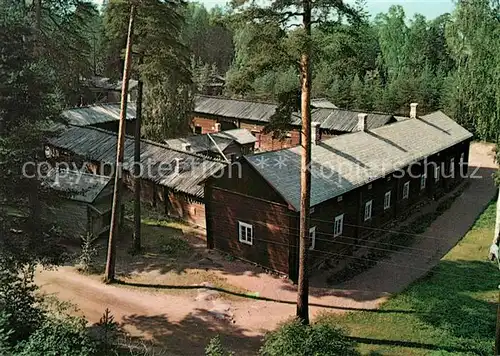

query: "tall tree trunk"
left=133, top=74, right=143, bottom=253
left=296, top=0, right=312, bottom=325
left=104, top=3, right=136, bottom=284
left=35, top=0, right=41, bottom=31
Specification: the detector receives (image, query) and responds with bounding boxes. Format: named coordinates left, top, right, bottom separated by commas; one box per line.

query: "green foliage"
left=260, top=318, right=360, bottom=356
left=0, top=312, right=13, bottom=354
left=160, top=237, right=191, bottom=256
left=16, top=316, right=97, bottom=356
left=103, top=0, right=193, bottom=140
left=77, top=233, right=99, bottom=274
left=94, top=308, right=119, bottom=355
left=205, top=335, right=234, bottom=356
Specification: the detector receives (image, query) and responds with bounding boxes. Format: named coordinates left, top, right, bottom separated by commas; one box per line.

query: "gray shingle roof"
left=245, top=111, right=473, bottom=210
left=164, top=135, right=234, bottom=154
left=213, top=129, right=257, bottom=145
left=61, top=103, right=137, bottom=126
left=43, top=169, right=111, bottom=203
left=311, top=98, right=338, bottom=109
left=48, top=126, right=226, bottom=198
left=194, top=95, right=393, bottom=133
left=194, top=95, right=277, bottom=122
left=292, top=109, right=394, bottom=132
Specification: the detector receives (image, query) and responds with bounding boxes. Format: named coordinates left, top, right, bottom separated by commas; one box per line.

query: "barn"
left=205, top=109, right=473, bottom=280
left=41, top=169, right=120, bottom=240
left=46, top=125, right=227, bottom=229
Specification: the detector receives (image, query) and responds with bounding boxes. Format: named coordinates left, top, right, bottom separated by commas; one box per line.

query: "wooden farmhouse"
left=41, top=169, right=119, bottom=239
left=192, top=95, right=398, bottom=152
left=164, top=128, right=257, bottom=161
left=204, top=108, right=473, bottom=280
left=46, top=125, right=226, bottom=229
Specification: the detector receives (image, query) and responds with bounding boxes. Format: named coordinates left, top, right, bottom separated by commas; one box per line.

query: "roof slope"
left=246, top=111, right=473, bottom=210
left=194, top=95, right=392, bottom=132
left=311, top=98, right=338, bottom=109
left=194, top=95, right=276, bottom=122
left=212, top=129, right=257, bottom=145
left=164, top=135, right=234, bottom=154
left=292, top=108, right=393, bottom=132
left=61, top=103, right=137, bottom=126
left=48, top=126, right=226, bottom=198
left=43, top=169, right=111, bottom=203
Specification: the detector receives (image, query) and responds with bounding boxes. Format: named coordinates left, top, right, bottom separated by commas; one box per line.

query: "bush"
left=260, top=318, right=359, bottom=356
left=0, top=257, right=43, bottom=344
left=15, top=316, right=97, bottom=356
left=77, top=233, right=99, bottom=274
left=205, top=335, right=234, bottom=356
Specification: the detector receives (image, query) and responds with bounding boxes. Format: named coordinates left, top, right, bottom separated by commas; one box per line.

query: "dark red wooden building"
left=205, top=109, right=473, bottom=280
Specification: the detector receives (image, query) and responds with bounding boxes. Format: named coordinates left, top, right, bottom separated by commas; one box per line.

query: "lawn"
left=321, top=200, right=498, bottom=355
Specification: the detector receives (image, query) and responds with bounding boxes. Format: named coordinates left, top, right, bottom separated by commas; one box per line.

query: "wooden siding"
left=205, top=139, right=472, bottom=279
left=192, top=116, right=219, bottom=134
left=207, top=186, right=295, bottom=275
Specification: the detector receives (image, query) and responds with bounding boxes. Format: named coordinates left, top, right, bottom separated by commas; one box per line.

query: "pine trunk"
left=104, top=4, right=136, bottom=284
left=133, top=78, right=143, bottom=253
left=296, top=0, right=312, bottom=325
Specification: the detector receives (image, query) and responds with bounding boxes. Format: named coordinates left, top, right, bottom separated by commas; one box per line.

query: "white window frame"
left=435, top=166, right=441, bottom=182
left=460, top=152, right=464, bottom=163
left=238, top=221, right=253, bottom=245
left=420, top=174, right=426, bottom=190
left=403, top=181, right=410, bottom=199
left=364, top=200, right=372, bottom=221
left=450, top=158, right=455, bottom=176
left=334, top=214, right=344, bottom=237
left=384, top=191, right=391, bottom=210
left=309, top=226, right=316, bottom=250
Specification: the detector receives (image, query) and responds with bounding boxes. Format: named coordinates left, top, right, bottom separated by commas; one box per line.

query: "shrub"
left=77, top=233, right=99, bottom=274
left=260, top=318, right=359, bottom=356
left=0, top=258, right=43, bottom=344
left=15, top=316, right=97, bottom=356
left=205, top=336, right=234, bottom=356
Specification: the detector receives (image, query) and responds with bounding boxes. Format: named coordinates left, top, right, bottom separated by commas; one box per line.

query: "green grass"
left=320, top=200, right=498, bottom=356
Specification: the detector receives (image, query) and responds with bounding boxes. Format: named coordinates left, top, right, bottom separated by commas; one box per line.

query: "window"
left=384, top=191, right=391, bottom=210
left=435, top=166, right=441, bottom=182
left=420, top=174, right=426, bottom=190
left=450, top=158, right=455, bottom=176
left=309, top=226, right=316, bottom=250
left=194, top=126, right=202, bottom=134
left=403, top=181, right=410, bottom=199
left=364, top=200, right=372, bottom=221
left=334, top=214, right=344, bottom=237
left=460, top=152, right=465, bottom=163
left=368, top=184, right=373, bottom=190
left=238, top=221, right=253, bottom=245
left=310, top=207, right=315, bottom=214
left=337, top=196, right=343, bottom=202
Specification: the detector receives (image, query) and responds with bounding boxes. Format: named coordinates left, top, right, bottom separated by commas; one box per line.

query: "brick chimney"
left=410, top=103, right=418, bottom=119
left=358, top=113, right=368, bottom=132
left=311, top=121, right=321, bottom=145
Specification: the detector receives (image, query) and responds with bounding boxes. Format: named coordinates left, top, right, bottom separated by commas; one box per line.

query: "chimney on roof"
left=182, top=143, right=191, bottom=152
left=410, top=103, right=418, bottom=119
left=311, top=121, right=321, bottom=145
left=214, top=123, right=221, bottom=132
left=358, top=113, right=368, bottom=132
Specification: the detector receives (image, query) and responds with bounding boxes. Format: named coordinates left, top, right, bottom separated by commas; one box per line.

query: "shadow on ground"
left=119, top=309, right=262, bottom=356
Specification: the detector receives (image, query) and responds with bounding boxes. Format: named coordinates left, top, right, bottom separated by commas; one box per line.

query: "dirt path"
left=36, top=142, right=497, bottom=355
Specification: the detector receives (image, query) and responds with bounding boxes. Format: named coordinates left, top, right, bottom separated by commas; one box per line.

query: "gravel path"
left=36, top=142, right=497, bottom=355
